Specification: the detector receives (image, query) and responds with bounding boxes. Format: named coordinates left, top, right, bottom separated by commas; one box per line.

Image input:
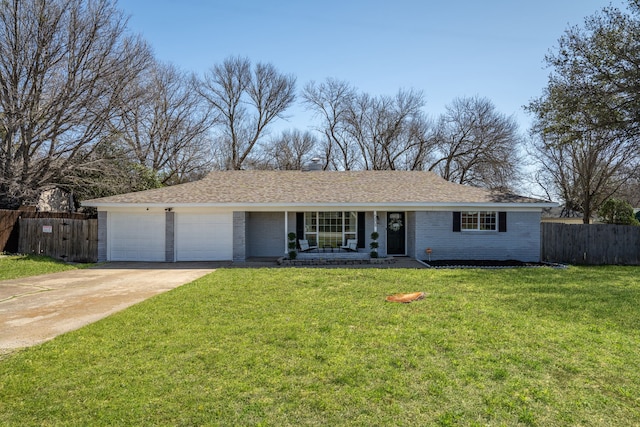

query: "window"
left=461, top=211, right=497, bottom=231
left=304, top=212, right=357, bottom=248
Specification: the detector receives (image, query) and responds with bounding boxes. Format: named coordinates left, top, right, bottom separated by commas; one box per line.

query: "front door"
left=386, top=212, right=405, bottom=255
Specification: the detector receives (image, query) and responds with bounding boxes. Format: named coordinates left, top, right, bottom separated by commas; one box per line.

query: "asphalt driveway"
left=0, top=262, right=218, bottom=350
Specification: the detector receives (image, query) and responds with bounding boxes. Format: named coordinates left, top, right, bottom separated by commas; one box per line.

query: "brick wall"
left=414, top=211, right=541, bottom=262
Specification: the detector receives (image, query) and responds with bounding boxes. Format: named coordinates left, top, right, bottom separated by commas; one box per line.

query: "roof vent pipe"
left=304, top=157, right=323, bottom=171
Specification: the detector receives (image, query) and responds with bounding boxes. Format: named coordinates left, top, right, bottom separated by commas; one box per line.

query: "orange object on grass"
left=385, top=292, right=425, bottom=303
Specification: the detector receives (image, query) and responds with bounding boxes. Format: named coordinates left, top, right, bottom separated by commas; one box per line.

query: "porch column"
left=373, top=210, right=378, bottom=233
left=284, top=211, right=288, bottom=255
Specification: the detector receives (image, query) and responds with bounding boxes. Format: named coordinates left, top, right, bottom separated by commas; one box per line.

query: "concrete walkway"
left=0, top=262, right=218, bottom=350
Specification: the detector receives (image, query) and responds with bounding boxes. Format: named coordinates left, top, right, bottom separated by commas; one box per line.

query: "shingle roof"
left=82, top=170, right=552, bottom=207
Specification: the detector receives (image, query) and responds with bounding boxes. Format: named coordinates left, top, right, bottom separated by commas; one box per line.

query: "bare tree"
left=197, top=56, right=296, bottom=170
left=261, top=129, right=317, bottom=170
left=0, top=0, right=151, bottom=208
left=345, top=89, right=433, bottom=170
left=428, top=96, right=522, bottom=190
left=303, top=80, right=433, bottom=171
left=61, top=139, right=164, bottom=203
left=112, top=61, right=213, bottom=185
left=530, top=125, right=637, bottom=223
left=616, top=170, right=640, bottom=208
left=302, top=78, right=358, bottom=170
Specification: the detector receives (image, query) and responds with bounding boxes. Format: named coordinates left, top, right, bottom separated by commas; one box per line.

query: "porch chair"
left=340, top=239, right=358, bottom=252
left=298, top=239, right=318, bottom=252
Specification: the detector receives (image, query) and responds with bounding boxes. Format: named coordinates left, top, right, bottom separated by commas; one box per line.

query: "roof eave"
left=83, top=201, right=558, bottom=210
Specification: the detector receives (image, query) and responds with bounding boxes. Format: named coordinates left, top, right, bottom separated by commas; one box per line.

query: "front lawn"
left=0, top=254, right=84, bottom=280
left=0, top=266, right=638, bottom=425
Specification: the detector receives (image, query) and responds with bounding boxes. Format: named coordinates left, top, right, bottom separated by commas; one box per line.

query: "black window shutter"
left=357, top=212, right=365, bottom=248
left=296, top=212, right=304, bottom=241
left=498, top=212, right=507, bottom=232
left=453, top=212, right=461, bottom=232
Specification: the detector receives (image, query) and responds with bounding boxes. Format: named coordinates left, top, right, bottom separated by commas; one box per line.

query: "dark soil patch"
left=424, top=259, right=551, bottom=268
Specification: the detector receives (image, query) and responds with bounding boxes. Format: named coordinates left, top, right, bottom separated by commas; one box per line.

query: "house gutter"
left=83, top=201, right=558, bottom=210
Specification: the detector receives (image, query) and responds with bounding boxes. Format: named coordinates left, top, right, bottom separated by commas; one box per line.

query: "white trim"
left=461, top=211, right=498, bottom=231
left=303, top=211, right=358, bottom=248
left=88, top=201, right=557, bottom=211
left=373, top=210, right=377, bottom=233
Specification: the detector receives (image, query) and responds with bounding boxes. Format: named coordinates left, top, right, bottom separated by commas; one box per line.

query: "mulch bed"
left=423, top=259, right=554, bottom=268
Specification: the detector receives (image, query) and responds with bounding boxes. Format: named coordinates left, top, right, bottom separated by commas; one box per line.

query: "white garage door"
left=176, top=212, right=233, bottom=261
left=109, top=212, right=165, bottom=261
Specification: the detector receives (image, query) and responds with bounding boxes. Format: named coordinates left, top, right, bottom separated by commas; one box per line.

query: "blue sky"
left=118, top=0, right=626, bottom=134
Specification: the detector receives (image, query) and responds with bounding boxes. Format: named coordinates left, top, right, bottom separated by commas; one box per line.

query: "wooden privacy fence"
left=0, top=209, right=88, bottom=253
left=541, top=223, right=640, bottom=265
left=18, top=218, right=98, bottom=263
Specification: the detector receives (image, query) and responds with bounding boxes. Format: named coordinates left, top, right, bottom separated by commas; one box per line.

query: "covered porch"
left=240, top=210, right=413, bottom=261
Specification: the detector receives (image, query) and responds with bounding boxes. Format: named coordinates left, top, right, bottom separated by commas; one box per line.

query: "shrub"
left=287, top=232, right=297, bottom=259
left=370, top=231, right=379, bottom=258
left=598, top=199, right=640, bottom=225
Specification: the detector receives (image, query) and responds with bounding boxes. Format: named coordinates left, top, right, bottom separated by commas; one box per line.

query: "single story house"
left=82, top=170, right=556, bottom=263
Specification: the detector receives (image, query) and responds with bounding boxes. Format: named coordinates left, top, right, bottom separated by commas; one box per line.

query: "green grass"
left=1, top=266, right=639, bottom=426
left=0, top=254, right=85, bottom=280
